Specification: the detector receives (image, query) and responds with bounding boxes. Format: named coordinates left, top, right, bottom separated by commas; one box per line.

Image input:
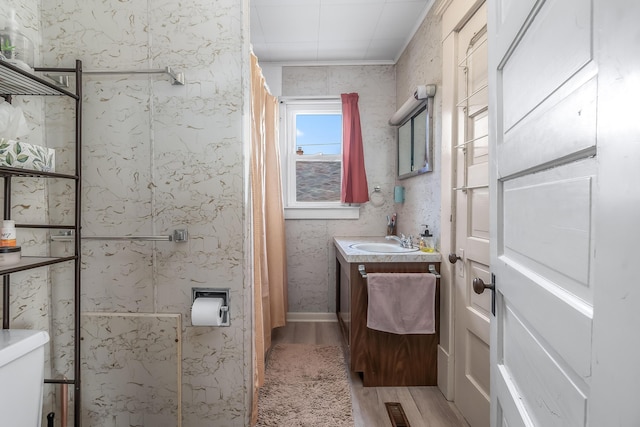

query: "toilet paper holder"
left=192, top=287, right=230, bottom=326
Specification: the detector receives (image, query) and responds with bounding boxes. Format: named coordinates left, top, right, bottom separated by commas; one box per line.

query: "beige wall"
left=393, top=4, right=452, bottom=398
left=278, top=7, right=444, bottom=319
left=394, top=7, right=443, bottom=244
left=281, top=65, right=398, bottom=314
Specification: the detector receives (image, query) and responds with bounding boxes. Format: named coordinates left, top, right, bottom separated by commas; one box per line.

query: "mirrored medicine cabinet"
left=396, top=97, right=434, bottom=179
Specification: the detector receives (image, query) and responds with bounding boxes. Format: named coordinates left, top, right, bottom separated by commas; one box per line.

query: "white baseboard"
left=286, top=312, right=338, bottom=322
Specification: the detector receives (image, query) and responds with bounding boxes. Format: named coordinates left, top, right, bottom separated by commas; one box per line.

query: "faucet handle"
left=406, top=235, right=414, bottom=247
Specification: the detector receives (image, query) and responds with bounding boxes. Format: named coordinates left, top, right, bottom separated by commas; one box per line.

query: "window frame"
left=279, top=98, right=360, bottom=220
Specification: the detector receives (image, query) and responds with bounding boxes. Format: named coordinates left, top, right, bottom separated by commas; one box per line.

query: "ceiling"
left=250, top=0, right=436, bottom=64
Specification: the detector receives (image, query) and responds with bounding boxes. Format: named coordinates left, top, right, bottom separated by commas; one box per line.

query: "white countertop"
left=334, top=236, right=442, bottom=263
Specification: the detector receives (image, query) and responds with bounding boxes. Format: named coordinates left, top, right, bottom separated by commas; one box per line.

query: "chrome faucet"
left=386, top=234, right=413, bottom=248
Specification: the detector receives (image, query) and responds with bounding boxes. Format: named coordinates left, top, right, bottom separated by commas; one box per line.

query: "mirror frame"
left=397, top=96, right=434, bottom=180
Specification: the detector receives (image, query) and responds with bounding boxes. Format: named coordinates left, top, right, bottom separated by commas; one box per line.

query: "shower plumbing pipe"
left=61, top=379, right=68, bottom=427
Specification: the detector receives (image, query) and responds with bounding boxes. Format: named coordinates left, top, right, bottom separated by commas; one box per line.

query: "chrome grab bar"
left=83, top=67, right=185, bottom=85
left=82, top=235, right=171, bottom=241
left=47, top=66, right=185, bottom=87
left=51, top=229, right=188, bottom=242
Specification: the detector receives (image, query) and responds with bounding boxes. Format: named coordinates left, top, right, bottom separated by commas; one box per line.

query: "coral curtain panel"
left=250, top=53, right=288, bottom=425
left=341, top=93, right=369, bottom=203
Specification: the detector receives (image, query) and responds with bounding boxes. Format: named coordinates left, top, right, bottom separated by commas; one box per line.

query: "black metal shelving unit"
left=0, top=59, right=82, bottom=427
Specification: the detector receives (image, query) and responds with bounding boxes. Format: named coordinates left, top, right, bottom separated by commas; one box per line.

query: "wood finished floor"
left=270, top=321, right=470, bottom=427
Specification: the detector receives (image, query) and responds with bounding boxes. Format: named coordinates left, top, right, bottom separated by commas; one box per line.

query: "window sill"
left=284, top=206, right=360, bottom=220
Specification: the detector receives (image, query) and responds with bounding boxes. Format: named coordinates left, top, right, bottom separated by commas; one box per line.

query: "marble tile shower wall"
left=282, top=65, right=398, bottom=313
left=0, top=0, right=46, bottom=333
left=0, top=0, right=60, bottom=419
left=36, top=1, right=251, bottom=426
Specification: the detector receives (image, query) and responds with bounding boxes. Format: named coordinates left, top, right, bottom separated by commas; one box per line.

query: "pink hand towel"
left=366, top=272, right=436, bottom=335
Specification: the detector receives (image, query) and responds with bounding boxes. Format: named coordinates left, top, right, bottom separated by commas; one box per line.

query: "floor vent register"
left=385, top=402, right=411, bottom=427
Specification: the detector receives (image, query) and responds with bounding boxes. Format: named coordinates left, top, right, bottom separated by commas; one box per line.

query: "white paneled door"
left=486, top=0, right=640, bottom=426
left=453, top=3, right=490, bottom=426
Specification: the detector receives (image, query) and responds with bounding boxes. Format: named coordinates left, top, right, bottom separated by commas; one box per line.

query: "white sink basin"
left=350, top=242, right=419, bottom=253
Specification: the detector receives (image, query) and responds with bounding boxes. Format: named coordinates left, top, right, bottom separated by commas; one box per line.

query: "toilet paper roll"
left=191, top=297, right=225, bottom=326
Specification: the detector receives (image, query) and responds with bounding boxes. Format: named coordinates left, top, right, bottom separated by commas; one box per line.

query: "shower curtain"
left=250, top=52, right=288, bottom=425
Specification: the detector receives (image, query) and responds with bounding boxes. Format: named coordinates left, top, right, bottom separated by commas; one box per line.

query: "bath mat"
left=256, top=344, right=354, bottom=427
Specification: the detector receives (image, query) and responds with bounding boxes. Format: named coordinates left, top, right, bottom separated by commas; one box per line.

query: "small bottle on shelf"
left=0, top=220, right=16, bottom=247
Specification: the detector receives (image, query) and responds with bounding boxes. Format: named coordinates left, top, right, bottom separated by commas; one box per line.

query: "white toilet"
left=0, top=329, right=49, bottom=427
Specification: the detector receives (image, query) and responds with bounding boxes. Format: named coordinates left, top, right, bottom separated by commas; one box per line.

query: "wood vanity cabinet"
left=336, top=250, right=440, bottom=387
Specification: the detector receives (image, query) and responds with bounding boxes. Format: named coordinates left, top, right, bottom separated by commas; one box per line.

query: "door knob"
left=448, top=253, right=462, bottom=264
left=472, top=277, right=495, bottom=294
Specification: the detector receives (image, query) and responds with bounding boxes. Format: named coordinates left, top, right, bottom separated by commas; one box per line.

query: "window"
left=280, top=99, right=359, bottom=219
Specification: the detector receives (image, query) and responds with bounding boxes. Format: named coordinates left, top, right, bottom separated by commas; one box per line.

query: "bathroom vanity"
left=334, top=237, right=441, bottom=387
